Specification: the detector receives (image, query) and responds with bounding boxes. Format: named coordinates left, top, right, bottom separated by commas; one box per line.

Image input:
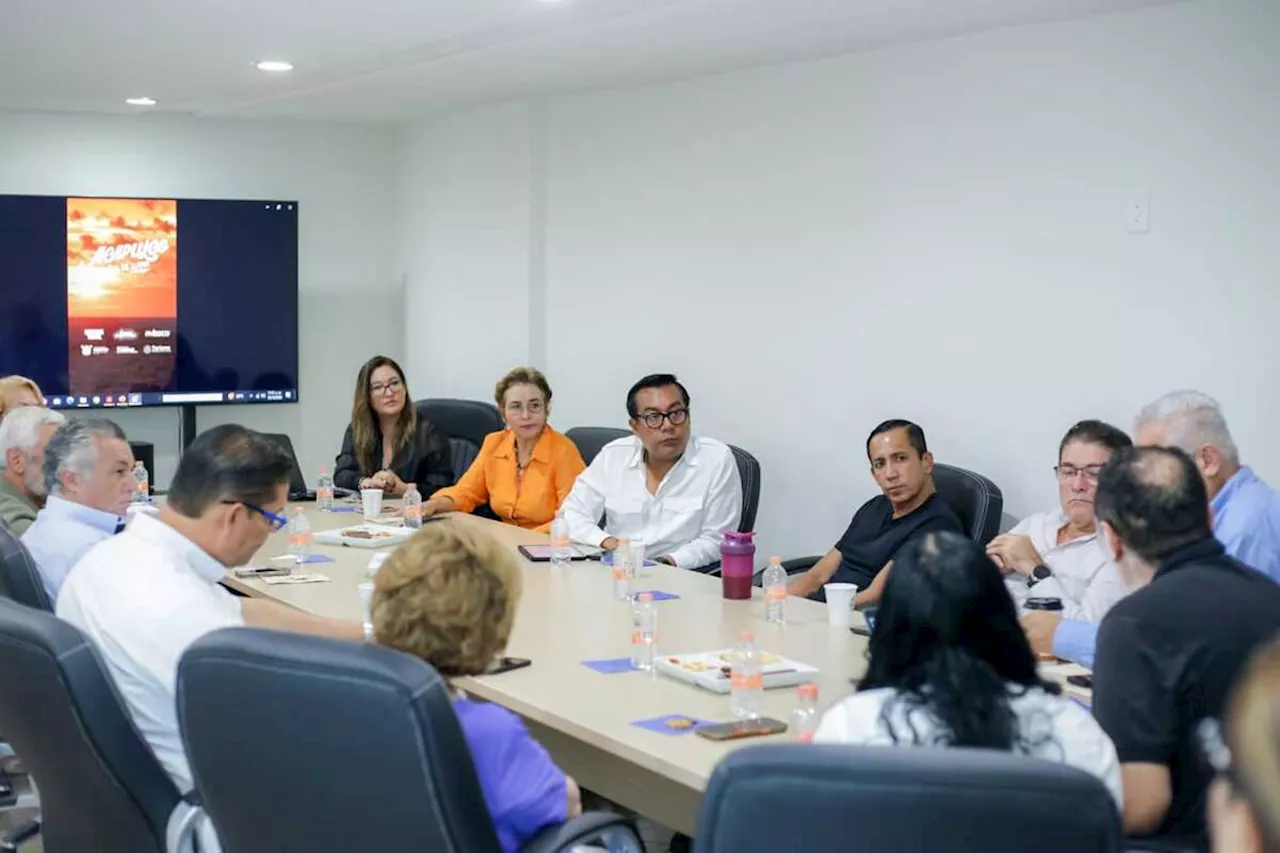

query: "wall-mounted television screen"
left=0, top=195, right=299, bottom=410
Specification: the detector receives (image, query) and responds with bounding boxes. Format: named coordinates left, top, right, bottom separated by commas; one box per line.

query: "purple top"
left=454, top=698, right=568, bottom=852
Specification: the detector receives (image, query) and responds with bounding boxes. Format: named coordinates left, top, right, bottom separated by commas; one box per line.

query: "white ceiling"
left=0, top=0, right=1183, bottom=121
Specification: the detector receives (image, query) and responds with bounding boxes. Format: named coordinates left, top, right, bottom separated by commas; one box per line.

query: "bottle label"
left=796, top=731, right=814, bottom=745
left=289, top=534, right=310, bottom=548
left=765, top=585, right=786, bottom=603
left=317, top=487, right=333, bottom=500
left=730, top=672, right=763, bottom=690
left=552, top=534, right=571, bottom=548
left=404, top=504, right=422, bottom=520
left=613, top=565, right=628, bottom=581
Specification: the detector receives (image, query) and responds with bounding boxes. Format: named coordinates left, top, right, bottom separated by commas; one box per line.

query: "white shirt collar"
left=42, top=494, right=123, bottom=535
left=128, top=512, right=228, bottom=585
left=626, top=435, right=702, bottom=469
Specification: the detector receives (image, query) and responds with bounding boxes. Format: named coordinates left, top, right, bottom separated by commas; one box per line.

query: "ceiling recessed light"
left=255, top=60, right=294, bottom=73
left=125, top=97, right=157, bottom=106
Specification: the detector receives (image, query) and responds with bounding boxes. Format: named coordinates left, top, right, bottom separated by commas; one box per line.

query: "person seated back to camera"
left=372, top=522, right=582, bottom=851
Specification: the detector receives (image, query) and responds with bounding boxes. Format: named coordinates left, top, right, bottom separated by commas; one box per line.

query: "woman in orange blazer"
left=423, top=368, right=585, bottom=532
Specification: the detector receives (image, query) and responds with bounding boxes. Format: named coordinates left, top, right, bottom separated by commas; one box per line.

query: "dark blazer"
left=334, top=418, right=454, bottom=494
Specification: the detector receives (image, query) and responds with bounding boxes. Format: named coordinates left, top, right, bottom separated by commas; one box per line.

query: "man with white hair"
left=1037, top=389, right=1280, bottom=668
left=22, top=418, right=135, bottom=601
left=0, top=406, right=65, bottom=534
left=1132, top=390, right=1280, bottom=582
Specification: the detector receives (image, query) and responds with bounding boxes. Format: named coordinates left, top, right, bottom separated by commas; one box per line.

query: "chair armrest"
left=521, top=811, right=642, bottom=853
left=0, top=819, right=41, bottom=852
left=782, top=556, right=821, bottom=575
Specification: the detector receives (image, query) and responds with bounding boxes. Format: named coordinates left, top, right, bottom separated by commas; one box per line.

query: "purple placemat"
left=297, top=554, right=335, bottom=564
left=631, top=714, right=716, bottom=736
left=325, top=506, right=359, bottom=513
left=581, top=658, right=637, bottom=675
left=633, top=590, right=680, bottom=601
left=601, top=552, right=660, bottom=568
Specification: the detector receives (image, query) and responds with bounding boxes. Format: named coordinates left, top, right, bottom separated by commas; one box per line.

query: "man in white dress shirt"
left=22, top=418, right=134, bottom=602
left=57, top=424, right=362, bottom=853
left=561, top=373, right=742, bottom=571
left=985, top=420, right=1132, bottom=660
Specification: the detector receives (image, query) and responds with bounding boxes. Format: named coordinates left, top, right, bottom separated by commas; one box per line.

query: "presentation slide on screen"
left=66, top=198, right=178, bottom=397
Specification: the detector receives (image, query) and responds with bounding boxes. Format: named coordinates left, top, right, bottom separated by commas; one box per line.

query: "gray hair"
left=0, top=407, right=66, bottom=470
left=1134, top=390, right=1239, bottom=463
left=42, top=419, right=128, bottom=496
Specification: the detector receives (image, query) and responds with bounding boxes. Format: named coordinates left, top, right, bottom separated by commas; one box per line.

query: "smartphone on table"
left=485, top=657, right=533, bottom=675
left=695, top=718, right=788, bottom=741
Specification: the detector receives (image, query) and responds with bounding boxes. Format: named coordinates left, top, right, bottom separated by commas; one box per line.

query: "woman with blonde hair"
left=373, top=523, right=581, bottom=851
left=1205, top=637, right=1280, bottom=853
left=422, top=367, right=585, bottom=531
left=0, top=375, right=43, bottom=421
left=334, top=355, right=452, bottom=497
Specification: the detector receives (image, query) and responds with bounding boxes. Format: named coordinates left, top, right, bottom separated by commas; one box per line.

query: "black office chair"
left=696, top=744, right=1122, bottom=852
left=0, top=597, right=199, bottom=853
left=177, top=628, right=642, bottom=853
left=933, top=462, right=1003, bottom=546
left=728, top=445, right=761, bottom=534
left=261, top=432, right=310, bottom=499
left=416, top=398, right=505, bottom=481
left=565, top=426, right=629, bottom=466
left=0, top=524, right=51, bottom=613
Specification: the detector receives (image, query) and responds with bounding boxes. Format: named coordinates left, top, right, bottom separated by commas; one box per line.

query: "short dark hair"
left=1058, top=419, right=1132, bottom=460
left=866, top=419, right=927, bottom=461
left=1095, top=446, right=1213, bottom=564
left=626, top=373, right=690, bottom=418
left=167, top=425, right=295, bottom=518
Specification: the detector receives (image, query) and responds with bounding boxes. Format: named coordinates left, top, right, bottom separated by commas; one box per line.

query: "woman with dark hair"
left=334, top=356, right=453, bottom=497
left=814, top=530, right=1122, bottom=809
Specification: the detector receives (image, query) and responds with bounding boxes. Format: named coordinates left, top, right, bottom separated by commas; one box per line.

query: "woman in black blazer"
left=334, top=355, right=453, bottom=496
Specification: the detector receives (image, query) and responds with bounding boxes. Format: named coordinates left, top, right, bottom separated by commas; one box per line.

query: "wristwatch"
left=1026, top=564, right=1053, bottom=587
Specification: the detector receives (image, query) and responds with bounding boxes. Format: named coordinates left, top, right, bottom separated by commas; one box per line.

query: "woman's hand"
left=380, top=471, right=408, bottom=496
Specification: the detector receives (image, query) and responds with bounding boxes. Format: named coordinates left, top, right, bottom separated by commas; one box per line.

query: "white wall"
left=0, top=111, right=404, bottom=488
left=404, top=0, right=1280, bottom=559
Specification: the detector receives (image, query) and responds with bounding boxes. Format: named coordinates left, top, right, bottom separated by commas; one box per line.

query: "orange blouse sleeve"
left=431, top=432, right=500, bottom=512
left=532, top=432, right=587, bottom=533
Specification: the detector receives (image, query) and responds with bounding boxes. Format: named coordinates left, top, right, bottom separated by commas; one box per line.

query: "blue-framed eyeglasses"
left=222, top=500, right=288, bottom=532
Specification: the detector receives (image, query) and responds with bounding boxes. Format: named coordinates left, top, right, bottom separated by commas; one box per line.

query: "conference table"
left=223, top=503, right=1092, bottom=836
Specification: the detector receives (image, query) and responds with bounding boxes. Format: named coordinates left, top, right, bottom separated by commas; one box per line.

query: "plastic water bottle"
left=791, top=683, right=820, bottom=743
left=763, top=555, right=787, bottom=625
left=550, top=512, right=572, bottom=565
left=316, top=466, right=334, bottom=510
left=631, top=592, right=657, bottom=671
left=288, top=508, right=312, bottom=562
left=730, top=630, right=764, bottom=720
left=131, top=461, right=149, bottom=505
left=613, top=539, right=633, bottom=601
left=402, top=484, right=423, bottom=530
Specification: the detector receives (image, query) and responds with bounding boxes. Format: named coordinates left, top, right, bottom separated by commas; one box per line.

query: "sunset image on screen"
left=66, top=198, right=178, bottom=396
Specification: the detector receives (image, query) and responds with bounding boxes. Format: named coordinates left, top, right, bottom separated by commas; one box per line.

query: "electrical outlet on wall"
left=1127, top=192, right=1150, bottom=234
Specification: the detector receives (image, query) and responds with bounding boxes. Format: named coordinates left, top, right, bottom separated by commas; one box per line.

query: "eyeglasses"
left=222, top=500, right=288, bottom=532
left=505, top=400, right=545, bottom=415
left=1054, top=465, right=1105, bottom=483
left=370, top=378, right=404, bottom=396
left=636, top=408, right=689, bottom=429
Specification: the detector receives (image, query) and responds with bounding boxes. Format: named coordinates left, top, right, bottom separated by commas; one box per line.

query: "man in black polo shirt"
left=1092, top=446, right=1280, bottom=850
left=786, top=419, right=962, bottom=607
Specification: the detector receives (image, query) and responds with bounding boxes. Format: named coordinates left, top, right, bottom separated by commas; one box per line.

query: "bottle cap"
left=294, top=507, right=304, bottom=514
left=798, top=682, right=819, bottom=699
left=770, top=555, right=782, bottom=563
left=740, top=630, right=755, bottom=642
left=320, top=465, right=330, bottom=473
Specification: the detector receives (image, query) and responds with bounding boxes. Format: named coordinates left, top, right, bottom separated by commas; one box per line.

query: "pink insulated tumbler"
left=720, top=531, right=756, bottom=600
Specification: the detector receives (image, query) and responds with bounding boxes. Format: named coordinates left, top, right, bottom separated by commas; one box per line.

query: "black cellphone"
left=849, top=626, right=871, bottom=637
left=485, top=656, right=532, bottom=675
left=233, top=566, right=292, bottom=578
left=695, top=717, right=788, bottom=741
left=1025, top=597, right=1064, bottom=612
left=1066, top=674, right=1094, bottom=689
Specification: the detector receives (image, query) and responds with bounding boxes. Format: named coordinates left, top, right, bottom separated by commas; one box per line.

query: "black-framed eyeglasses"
left=637, top=408, right=689, bottom=429
left=222, top=500, right=288, bottom=532
left=1054, top=465, right=1105, bottom=483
